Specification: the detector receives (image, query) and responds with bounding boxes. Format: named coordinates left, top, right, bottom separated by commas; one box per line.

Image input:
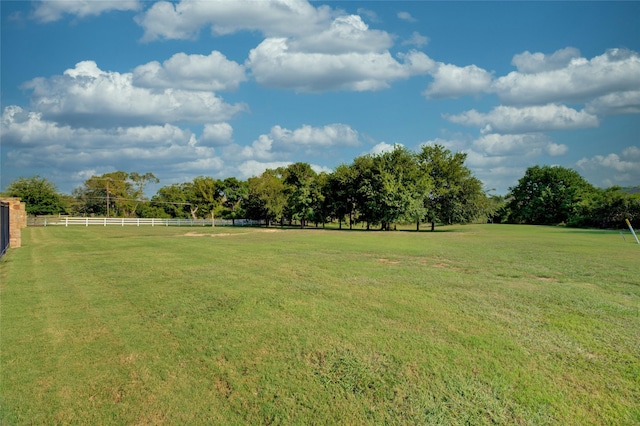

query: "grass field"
left=1, top=224, right=638, bottom=425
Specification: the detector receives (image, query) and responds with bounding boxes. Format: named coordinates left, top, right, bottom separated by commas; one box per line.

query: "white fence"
left=39, top=217, right=262, bottom=227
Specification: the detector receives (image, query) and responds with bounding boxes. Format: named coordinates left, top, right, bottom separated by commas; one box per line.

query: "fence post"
left=86, top=217, right=89, bottom=227
left=104, top=217, right=107, bottom=227
left=122, top=218, right=125, bottom=227
left=137, top=218, right=140, bottom=227
left=152, top=218, right=154, bottom=227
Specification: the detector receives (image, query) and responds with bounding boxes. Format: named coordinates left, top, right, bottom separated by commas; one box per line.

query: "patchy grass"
left=1, top=224, right=638, bottom=424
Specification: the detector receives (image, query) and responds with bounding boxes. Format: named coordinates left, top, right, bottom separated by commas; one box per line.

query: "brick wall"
left=0, top=198, right=27, bottom=248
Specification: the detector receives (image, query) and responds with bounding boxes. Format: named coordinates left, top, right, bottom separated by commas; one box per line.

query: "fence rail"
left=37, top=217, right=262, bottom=227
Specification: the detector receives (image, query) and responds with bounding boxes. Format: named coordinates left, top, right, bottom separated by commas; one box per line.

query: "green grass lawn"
left=1, top=224, right=638, bottom=425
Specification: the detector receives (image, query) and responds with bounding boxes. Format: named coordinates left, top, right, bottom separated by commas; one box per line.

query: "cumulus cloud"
left=247, top=38, right=434, bottom=92
left=493, top=48, right=640, bottom=105
left=201, top=123, right=234, bottom=146
left=287, top=15, right=393, bottom=54
left=23, top=61, right=246, bottom=128
left=585, top=90, right=640, bottom=115
left=136, top=1, right=434, bottom=93
left=135, top=0, right=332, bottom=41
left=269, top=123, right=360, bottom=148
left=424, top=63, right=493, bottom=98
left=1, top=105, right=219, bottom=182
left=472, top=133, right=568, bottom=157
left=32, top=0, right=140, bottom=23
left=576, top=146, right=640, bottom=187
left=132, top=51, right=246, bottom=91
left=445, top=104, right=599, bottom=134
left=511, top=47, right=581, bottom=73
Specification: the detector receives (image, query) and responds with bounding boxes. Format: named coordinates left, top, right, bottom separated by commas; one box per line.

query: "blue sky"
left=2, top=1, right=639, bottom=196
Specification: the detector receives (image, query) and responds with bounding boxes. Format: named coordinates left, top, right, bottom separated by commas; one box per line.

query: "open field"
left=1, top=224, right=638, bottom=425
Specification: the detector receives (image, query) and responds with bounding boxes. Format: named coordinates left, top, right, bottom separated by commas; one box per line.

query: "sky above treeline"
left=2, top=1, right=639, bottom=196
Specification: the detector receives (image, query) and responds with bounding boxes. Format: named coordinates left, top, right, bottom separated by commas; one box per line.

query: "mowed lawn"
left=0, top=224, right=638, bottom=425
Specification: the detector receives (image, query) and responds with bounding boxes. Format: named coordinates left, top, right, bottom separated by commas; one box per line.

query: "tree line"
left=4, top=145, right=639, bottom=230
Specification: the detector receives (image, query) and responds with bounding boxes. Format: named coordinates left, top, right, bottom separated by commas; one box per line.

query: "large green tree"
left=326, top=164, right=357, bottom=229
left=191, top=176, right=223, bottom=223
left=72, top=171, right=157, bottom=217
left=507, top=165, right=595, bottom=225
left=417, top=144, right=485, bottom=231
left=220, top=177, right=248, bottom=225
left=244, top=169, right=287, bottom=226
left=4, top=175, right=67, bottom=215
left=282, top=162, right=317, bottom=228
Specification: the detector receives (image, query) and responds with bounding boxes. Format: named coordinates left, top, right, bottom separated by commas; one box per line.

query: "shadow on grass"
left=254, top=225, right=461, bottom=234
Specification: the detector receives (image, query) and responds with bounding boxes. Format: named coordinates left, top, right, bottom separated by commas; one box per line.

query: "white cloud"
left=288, top=15, right=393, bottom=54
left=369, top=142, right=400, bottom=156
left=424, top=63, right=493, bottom=98
left=472, top=133, right=567, bottom=157
left=576, top=146, right=640, bottom=187
left=511, top=47, right=581, bottom=73
left=397, top=11, right=417, bottom=22
left=493, top=48, right=640, bottom=105
left=222, top=123, right=360, bottom=161
left=270, top=123, right=360, bottom=148
left=1, top=106, right=222, bottom=179
left=132, top=51, right=246, bottom=92
left=402, top=31, right=429, bottom=48
left=445, top=104, right=599, bottom=134
left=585, top=90, right=640, bottom=115
left=201, top=123, right=234, bottom=146
left=135, top=0, right=332, bottom=41
left=23, top=61, right=246, bottom=128
left=577, top=148, right=640, bottom=173
left=32, top=0, right=140, bottom=23
left=247, top=38, right=434, bottom=92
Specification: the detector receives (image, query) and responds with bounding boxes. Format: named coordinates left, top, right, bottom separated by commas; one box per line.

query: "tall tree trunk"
left=431, top=221, right=435, bottom=232
left=416, top=219, right=420, bottom=231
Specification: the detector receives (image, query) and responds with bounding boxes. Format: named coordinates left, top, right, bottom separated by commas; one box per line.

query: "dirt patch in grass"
left=378, top=258, right=400, bottom=264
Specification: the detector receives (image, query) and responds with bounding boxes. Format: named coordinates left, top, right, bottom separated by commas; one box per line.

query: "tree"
left=282, top=162, right=317, bottom=228
left=5, top=175, right=67, bottom=215
left=569, top=187, right=640, bottom=229
left=191, top=176, right=223, bottom=223
left=73, top=171, right=157, bottom=217
left=374, top=145, right=431, bottom=231
left=244, top=169, right=287, bottom=226
left=220, top=177, right=248, bottom=225
left=507, top=165, right=595, bottom=225
left=417, top=144, right=484, bottom=231
left=326, top=164, right=357, bottom=229
left=129, top=172, right=159, bottom=216
left=151, top=183, right=192, bottom=218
